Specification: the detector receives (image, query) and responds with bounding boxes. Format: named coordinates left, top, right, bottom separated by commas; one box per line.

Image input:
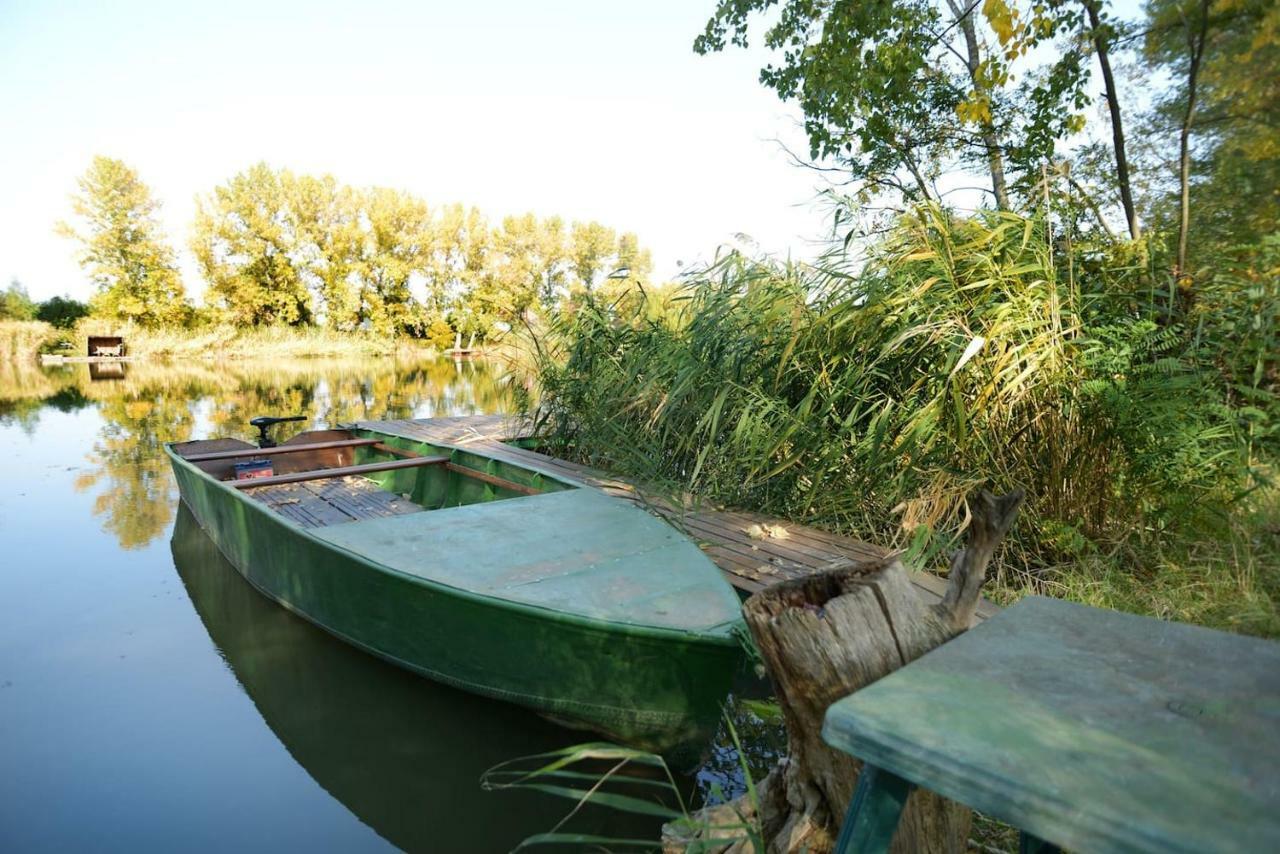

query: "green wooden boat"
left=169, top=504, right=669, bottom=852
left=165, top=421, right=745, bottom=753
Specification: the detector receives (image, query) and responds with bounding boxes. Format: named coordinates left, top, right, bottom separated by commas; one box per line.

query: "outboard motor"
left=249, top=415, right=307, bottom=449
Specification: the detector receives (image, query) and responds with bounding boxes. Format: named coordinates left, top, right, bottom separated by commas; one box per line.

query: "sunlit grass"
left=1, top=317, right=445, bottom=363
left=0, top=319, right=56, bottom=362
left=526, top=205, right=1279, bottom=637
left=70, top=320, right=439, bottom=360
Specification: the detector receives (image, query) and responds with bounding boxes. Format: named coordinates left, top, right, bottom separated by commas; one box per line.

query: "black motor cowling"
left=249, top=415, right=307, bottom=448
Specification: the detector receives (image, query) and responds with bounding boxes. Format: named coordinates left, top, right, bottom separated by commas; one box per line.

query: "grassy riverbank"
left=0, top=321, right=53, bottom=363
left=2, top=319, right=440, bottom=362
left=528, top=208, right=1280, bottom=638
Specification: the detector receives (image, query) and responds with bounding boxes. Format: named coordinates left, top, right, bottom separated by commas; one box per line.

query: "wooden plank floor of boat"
left=244, top=476, right=423, bottom=529
left=352, top=415, right=998, bottom=619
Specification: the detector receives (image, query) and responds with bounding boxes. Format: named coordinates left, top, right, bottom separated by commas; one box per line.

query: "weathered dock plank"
left=353, top=415, right=996, bottom=617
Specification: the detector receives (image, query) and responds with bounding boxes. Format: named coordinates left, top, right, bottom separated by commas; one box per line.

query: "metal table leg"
left=833, top=764, right=914, bottom=854
left=1019, top=831, right=1062, bottom=853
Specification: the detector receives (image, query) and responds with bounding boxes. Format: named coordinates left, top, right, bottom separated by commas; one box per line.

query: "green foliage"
left=191, top=163, right=317, bottom=327
left=57, top=156, right=188, bottom=326
left=0, top=279, right=37, bottom=321
left=696, top=0, right=958, bottom=200
left=189, top=163, right=652, bottom=340
left=35, top=295, right=90, bottom=329
left=694, top=0, right=1092, bottom=209
left=483, top=727, right=765, bottom=851
left=424, top=316, right=456, bottom=351
left=356, top=186, right=434, bottom=336
left=532, top=207, right=1277, bottom=615
left=1141, top=0, right=1280, bottom=263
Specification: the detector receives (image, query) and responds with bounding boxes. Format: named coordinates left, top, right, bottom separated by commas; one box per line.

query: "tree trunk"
left=666, top=490, right=1024, bottom=854
left=947, top=0, right=1012, bottom=211
left=1084, top=0, right=1141, bottom=240
left=1175, top=0, right=1211, bottom=311
left=899, top=144, right=935, bottom=204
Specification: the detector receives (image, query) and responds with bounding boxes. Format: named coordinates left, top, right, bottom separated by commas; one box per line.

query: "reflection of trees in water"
left=695, top=695, right=788, bottom=805
left=76, top=393, right=196, bottom=549
left=24, top=357, right=512, bottom=549
left=0, top=362, right=89, bottom=432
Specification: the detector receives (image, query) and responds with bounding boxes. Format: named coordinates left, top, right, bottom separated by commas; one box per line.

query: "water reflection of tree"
left=45, top=357, right=511, bottom=548
left=76, top=392, right=196, bottom=548
left=695, top=695, right=788, bottom=805
left=0, top=361, right=87, bottom=432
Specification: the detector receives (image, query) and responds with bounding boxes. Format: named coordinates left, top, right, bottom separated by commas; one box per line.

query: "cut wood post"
left=935, top=489, right=1024, bottom=633
left=666, top=488, right=1023, bottom=854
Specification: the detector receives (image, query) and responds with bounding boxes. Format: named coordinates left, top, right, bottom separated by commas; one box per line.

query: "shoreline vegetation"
left=525, top=207, right=1279, bottom=640
left=2, top=319, right=444, bottom=362
left=2, top=154, right=663, bottom=372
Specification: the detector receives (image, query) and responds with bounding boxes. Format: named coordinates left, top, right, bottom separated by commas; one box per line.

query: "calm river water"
left=0, top=356, right=777, bottom=853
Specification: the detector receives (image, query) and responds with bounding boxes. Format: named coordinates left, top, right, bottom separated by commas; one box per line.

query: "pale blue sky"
left=1, top=0, right=1149, bottom=303
left=1, top=0, right=829, bottom=301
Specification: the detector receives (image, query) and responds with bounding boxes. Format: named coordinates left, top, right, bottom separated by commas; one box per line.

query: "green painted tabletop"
left=821, top=596, right=1280, bottom=854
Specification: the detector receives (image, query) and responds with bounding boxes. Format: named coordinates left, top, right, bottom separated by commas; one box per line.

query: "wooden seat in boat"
left=246, top=476, right=424, bottom=528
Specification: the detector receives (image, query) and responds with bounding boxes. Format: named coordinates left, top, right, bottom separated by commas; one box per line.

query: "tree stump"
left=666, top=489, right=1023, bottom=854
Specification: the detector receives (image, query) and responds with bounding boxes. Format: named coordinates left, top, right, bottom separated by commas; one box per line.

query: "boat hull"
left=168, top=452, right=743, bottom=755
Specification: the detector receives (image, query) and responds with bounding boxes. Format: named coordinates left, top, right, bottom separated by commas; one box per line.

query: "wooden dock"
left=354, top=414, right=995, bottom=618
left=40, top=354, right=135, bottom=364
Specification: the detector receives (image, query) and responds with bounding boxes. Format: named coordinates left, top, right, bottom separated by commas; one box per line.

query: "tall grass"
left=0, top=320, right=56, bottom=363
left=530, top=207, right=1279, bottom=635
left=40, top=319, right=439, bottom=360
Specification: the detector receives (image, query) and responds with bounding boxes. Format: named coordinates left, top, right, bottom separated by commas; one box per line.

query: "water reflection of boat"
left=170, top=505, right=669, bottom=853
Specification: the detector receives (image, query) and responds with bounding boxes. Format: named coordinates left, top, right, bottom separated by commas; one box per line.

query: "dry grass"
left=990, top=498, right=1280, bottom=638
left=0, top=320, right=57, bottom=363
left=40, top=320, right=440, bottom=360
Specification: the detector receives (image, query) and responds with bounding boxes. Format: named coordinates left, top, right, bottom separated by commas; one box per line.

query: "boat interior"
left=171, top=427, right=573, bottom=529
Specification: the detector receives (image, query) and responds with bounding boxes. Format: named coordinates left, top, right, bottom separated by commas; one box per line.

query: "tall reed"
left=531, top=207, right=1275, bottom=617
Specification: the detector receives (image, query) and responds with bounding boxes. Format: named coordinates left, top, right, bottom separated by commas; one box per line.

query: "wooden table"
left=821, top=596, right=1280, bottom=853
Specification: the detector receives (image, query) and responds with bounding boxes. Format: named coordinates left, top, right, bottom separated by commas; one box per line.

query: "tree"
left=534, top=215, right=569, bottom=308
left=449, top=206, right=495, bottom=341
left=291, top=174, right=362, bottom=330
left=614, top=232, right=653, bottom=282
left=57, top=156, right=188, bottom=326
left=354, top=187, right=435, bottom=336
left=186, top=163, right=657, bottom=340
left=693, top=0, right=1165, bottom=235
left=191, top=163, right=313, bottom=326
left=695, top=0, right=1021, bottom=207
left=487, top=214, right=549, bottom=319
left=0, top=279, right=37, bottom=320
left=1081, top=0, right=1142, bottom=239
left=1143, top=0, right=1280, bottom=265
left=36, top=295, right=91, bottom=328
left=568, top=221, right=618, bottom=292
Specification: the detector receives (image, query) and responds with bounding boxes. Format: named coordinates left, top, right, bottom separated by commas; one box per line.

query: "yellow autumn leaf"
left=983, top=0, right=1019, bottom=45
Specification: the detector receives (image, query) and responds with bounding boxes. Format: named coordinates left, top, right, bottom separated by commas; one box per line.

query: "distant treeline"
left=0, top=281, right=89, bottom=328
left=52, top=157, right=656, bottom=344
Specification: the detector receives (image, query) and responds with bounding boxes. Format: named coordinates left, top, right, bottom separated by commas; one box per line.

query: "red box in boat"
left=234, top=459, right=274, bottom=480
